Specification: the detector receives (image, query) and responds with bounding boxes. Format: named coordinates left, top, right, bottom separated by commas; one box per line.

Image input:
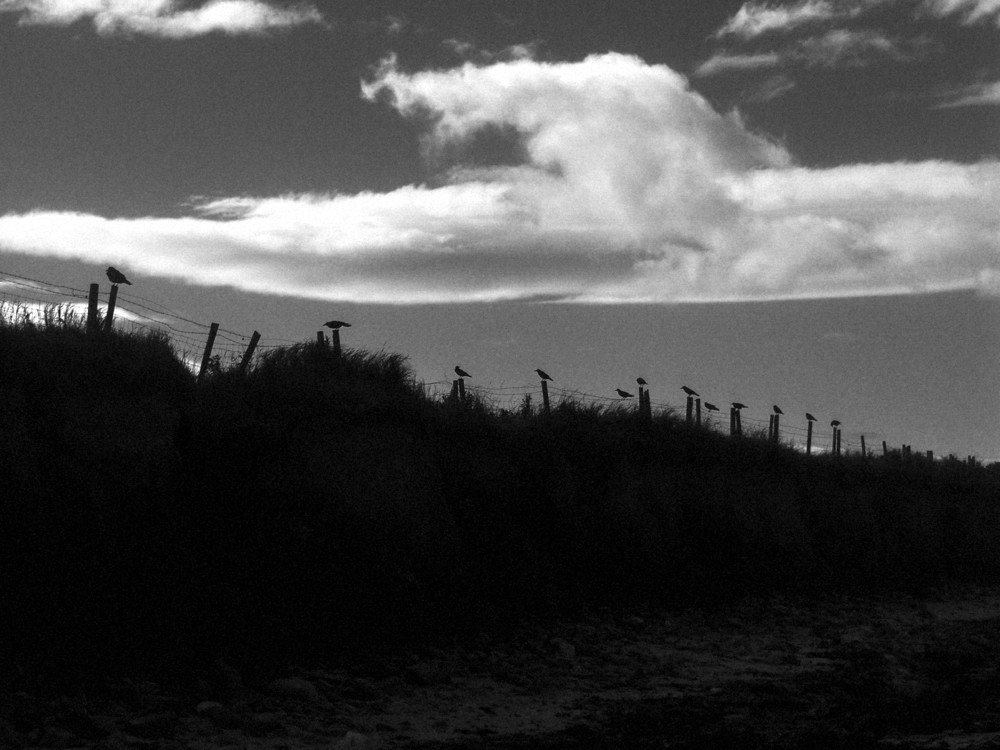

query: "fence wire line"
left=0, top=269, right=981, bottom=460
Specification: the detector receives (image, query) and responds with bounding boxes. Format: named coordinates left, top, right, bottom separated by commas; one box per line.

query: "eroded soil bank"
left=8, top=585, right=1000, bottom=749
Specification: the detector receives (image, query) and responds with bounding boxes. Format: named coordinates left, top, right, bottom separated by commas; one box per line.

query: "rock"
left=550, top=637, right=576, bottom=659
left=333, top=730, right=381, bottom=749
left=194, top=701, right=242, bottom=729
left=125, top=711, right=177, bottom=739
left=404, top=661, right=452, bottom=686
left=245, top=712, right=285, bottom=736
left=268, top=677, right=322, bottom=702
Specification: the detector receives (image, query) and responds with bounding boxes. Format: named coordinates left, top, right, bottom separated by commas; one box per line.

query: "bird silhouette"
left=773, top=405, right=783, bottom=415
left=831, top=419, right=841, bottom=427
left=535, top=369, right=553, bottom=381
left=636, top=377, right=647, bottom=386
left=323, top=320, right=351, bottom=330
left=681, top=386, right=699, bottom=397
left=704, top=402, right=719, bottom=412
left=806, top=413, right=817, bottom=421
left=106, top=266, right=131, bottom=285
left=454, top=366, right=471, bottom=378
left=616, top=389, right=635, bottom=398
left=732, top=402, right=747, bottom=410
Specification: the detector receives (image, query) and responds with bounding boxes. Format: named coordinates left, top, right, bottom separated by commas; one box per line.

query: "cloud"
left=933, top=80, right=1000, bottom=106
left=0, top=0, right=323, bottom=37
left=921, top=0, right=1000, bottom=25
left=714, top=0, right=847, bottom=40
left=0, top=53, right=998, bottom=304
left=695, top=29, right=928, bottom=76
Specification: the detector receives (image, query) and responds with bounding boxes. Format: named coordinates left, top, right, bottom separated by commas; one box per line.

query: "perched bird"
left=831, top=419, right=841, bottom=427
left=704, top=402, right=719, bottom=412
left=454, top=365, right=471, bottom=378
left=106, top=266, right=131, bottom=285
left=806, top=413, right=817, bottom=421
left=773, top=405, right=784, bottom=415
left=616, top=389, right=635, bottom=399
left=323, top=320, right=351, bottom=330
left=732, top=402, right=748, bottom=410
left=535, top=368, right=553, bottom=381
left=636, top=377, right=647, bottom=386
left=681, top=386, right=699, bottom=397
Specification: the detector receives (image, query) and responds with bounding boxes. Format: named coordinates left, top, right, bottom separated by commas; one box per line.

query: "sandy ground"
left=9, top=585, right=1000, bottom=749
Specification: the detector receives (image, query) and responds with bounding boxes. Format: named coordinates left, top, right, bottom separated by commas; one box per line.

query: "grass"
left=2, top=304, right=1000, bottom=689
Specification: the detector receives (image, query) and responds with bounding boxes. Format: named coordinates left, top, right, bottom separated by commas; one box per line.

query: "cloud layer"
left=0, top=53, right=997, bottom=303
left=0, top=0, right=322, bottom=37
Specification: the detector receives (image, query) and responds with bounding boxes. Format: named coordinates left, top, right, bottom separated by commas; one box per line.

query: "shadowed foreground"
left=2, top=319, right=1000, bottom=699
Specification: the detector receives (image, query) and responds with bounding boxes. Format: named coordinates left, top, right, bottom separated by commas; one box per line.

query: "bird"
left=454, top=366, right=471, bottom=378
left=106, top=266, right=131, bottom=285
left=806, top=413, right=817, bottom=421
left=831, top=419, right=841, bottom=427
left=732, top=402, right=747, bottom=410
left=636, top=377, right=647, bottom=386
left=772, top=405, right=784, bottom=415
left=616, top=389, right=635, bottom=398
left=323, top=320, right=351, bottom=330
left=535, top=368, right=553, bottom=381
left=681, top=386, right=699, bottom=397
left=704, top=402, right=719, bottom=412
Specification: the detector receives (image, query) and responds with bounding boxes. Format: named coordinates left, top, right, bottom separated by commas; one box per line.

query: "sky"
left=0, top=0, right=998, bottom=458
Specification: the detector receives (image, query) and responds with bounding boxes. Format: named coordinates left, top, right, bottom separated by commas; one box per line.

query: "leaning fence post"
left=860, top=435, right=867, bottom=459
left=882, top=440, right=888, bottom=457
left=541, top=378, right=551, bottom=414
left=86, top=283, right=99, bottom=333
left=103, top=284, right=119, bottom=332
left=197, top=322, right=220, bottom=383
left=238, top=330, right=261, bottom=373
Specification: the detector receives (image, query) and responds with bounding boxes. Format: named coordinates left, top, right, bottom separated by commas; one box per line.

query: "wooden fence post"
left=541, top=379, right=551, bottom=414
left=806, top=419, right=813, bottom=455
left=837, top=428, right=842, bottom=456
left=926, top=450, right=933, bottom=462
left=768, top=414, right=774, bottom=442
left=860, top=435, right=867, bottom=459
left=86, top=283, right=99, bottom=333
left=238, top=330, right=261, bottom=373
left=686, top=396, right=693, bottom=425
left=103, top=284, right=119, bottom=332
left=457, top=377, right=466, bottom=404
left=736, top=409, right=742, bottom=436
left=317, top=331, right=326, bottom=346
left=332, top=328, right=341, bottom=358
left=882, top=440, right=888, bottom=457
left=197, top=323, right=220, bottom=383
left=773, top=413, right=780, bottom=443
left=449, top=379, right=459, bottom=402
left=729, top=408, right=736, bottom=436
left=695, top=398, right=701, bottom=427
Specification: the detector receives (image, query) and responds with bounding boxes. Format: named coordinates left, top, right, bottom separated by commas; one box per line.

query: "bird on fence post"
left=454, top=365, right=471, bottom=379
left=637, top=377, right=647, bottom=387
left=615, top=388, right=635, bottom=398
left=704, top=402, right=719, bottom=412
left=681, top=386, right=699, bottom=397
left=806, top=413, right=816, bottom=422
left=323, top=320, right=350, bottom=358
left=535, top=368, right=553, bottom=381
left=772, top=405, right=783, bottom=415
left=106, top=267, right=131, bottom=285
left=323, top=320, right=351, bottom=330
left=732, top=402, right=747, bottom=410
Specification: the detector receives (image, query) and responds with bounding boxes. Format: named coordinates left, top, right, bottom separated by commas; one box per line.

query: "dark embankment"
left=2, top=320, right=1000, bottom=688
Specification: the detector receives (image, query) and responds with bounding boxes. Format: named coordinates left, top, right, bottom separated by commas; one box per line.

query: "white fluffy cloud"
left=0, top=53, right=998, bottom=303
left=0, top=0, right=322, bottom=37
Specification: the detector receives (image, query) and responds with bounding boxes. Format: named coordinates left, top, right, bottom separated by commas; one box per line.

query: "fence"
left=0, top=268, right=989, bottom=465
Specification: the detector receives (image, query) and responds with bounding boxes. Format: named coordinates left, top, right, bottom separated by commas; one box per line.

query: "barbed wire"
left=0, top=268, right=986, bottom=461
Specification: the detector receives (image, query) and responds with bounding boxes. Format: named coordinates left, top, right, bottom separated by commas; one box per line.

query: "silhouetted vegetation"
left=2, top=308, right=1000, bottom=689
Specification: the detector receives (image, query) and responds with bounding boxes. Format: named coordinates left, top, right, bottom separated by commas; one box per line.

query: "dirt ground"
left=10, top=584, right=1000, bottom=749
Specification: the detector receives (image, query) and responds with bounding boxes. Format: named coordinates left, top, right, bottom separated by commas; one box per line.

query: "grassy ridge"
left=2, top=314, right=999, bottom=686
